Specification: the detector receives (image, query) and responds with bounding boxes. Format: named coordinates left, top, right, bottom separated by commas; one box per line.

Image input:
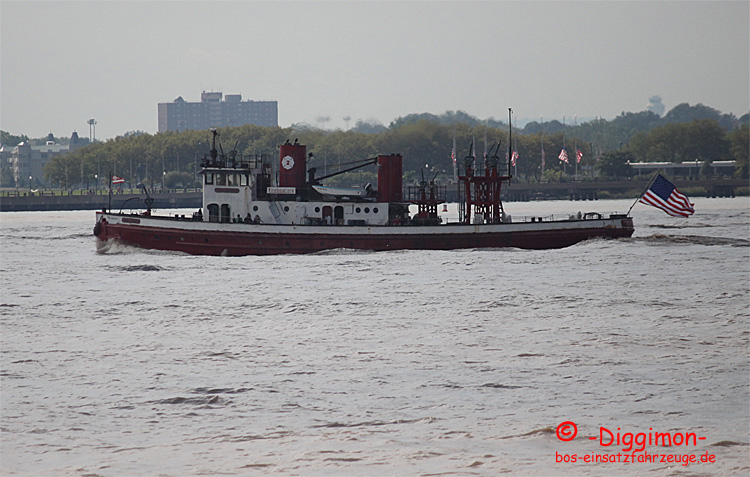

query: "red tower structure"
left=458, top=109, right=514, bottom=224
left=458, top=141, right=512, bottom=224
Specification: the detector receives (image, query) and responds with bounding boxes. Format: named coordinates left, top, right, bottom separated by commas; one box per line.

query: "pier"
left=0, top=178, right=744, bottom=212
left=0, top=190, right=201, bottom=212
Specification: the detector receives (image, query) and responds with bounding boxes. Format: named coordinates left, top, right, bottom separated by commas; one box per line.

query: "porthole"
left=356, top=207, right=361, bottom=213
left=364, top=207, right=370, bottom=213
left=253, top=205, right=259, bottom=211
left=373, top=207, right=379, bottom=213
left=284, top=206, right=290, bottom=212
left=315, top=207, right=320, bottom=213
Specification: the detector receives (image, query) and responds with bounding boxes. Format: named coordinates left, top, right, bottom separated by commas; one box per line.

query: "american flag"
left=576, top=149, right=583, bottom=163
left=559, top=148, right=569, bottom=163
left=112, top=175, right=125, bottom=185
left=511, top=150, right=519, bottom=166
left=639, top=174, right=695, bottom=217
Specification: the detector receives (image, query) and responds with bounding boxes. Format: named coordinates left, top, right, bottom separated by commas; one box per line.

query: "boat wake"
left=95, top=238, right=139, bottom=254
left=95, top=238, right=189, bottom=256
left=311, top=248, right=378, bottom=256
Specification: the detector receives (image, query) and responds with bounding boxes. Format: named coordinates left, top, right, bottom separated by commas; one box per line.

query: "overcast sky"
left=1, top=1, right=748, bottom=140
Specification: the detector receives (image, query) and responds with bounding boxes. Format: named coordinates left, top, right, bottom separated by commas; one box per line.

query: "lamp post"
left=29, top=175, right=32, bottom=194
left=87, top=119, right=97, bottom=143
left=195, top=142, right=202, bottom=188
left=95, top=174, right=98, bottom=193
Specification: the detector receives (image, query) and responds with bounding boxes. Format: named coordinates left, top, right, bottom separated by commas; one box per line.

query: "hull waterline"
left=94, top=212, right=634, bottom=256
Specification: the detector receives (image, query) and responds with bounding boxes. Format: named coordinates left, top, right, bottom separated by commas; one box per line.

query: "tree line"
left=2, top=102, right=748, bottom=189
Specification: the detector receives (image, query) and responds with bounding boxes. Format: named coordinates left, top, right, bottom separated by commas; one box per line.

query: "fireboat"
left=94, top=122, right=634, bottom=256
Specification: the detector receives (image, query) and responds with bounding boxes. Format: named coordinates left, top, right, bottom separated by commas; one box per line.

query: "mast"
left=484, top=119, right=488, bottom=172
left=453, top=130, right=463, bottom=223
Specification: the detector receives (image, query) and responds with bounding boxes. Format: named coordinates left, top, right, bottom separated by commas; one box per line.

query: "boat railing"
left=200, top=154, right=270, bottom=170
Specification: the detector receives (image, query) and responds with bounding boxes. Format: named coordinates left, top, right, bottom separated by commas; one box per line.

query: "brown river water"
left=1, top=198, right=748, bottom=475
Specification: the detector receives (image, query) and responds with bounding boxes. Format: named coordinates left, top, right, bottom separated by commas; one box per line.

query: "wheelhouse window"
left=204, top=173, right=214, bottom=185
left=216, top=174, right=227, bottom=186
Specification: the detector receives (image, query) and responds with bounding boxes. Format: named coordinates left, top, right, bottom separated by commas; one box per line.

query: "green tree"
left=164, top=171, right=195, bottom=188
left=729, top=124, right=749, bottom=178
left=1, top=166, right=15, bottom=187
left=596, top=150, right=634, bottom=179
left=0, top=130, right=29, bottom=146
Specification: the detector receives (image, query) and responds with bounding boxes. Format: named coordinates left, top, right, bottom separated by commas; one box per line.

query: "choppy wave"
left=1, top=232, right=92, bottom=240
left=312, top=417, right=435, bottom=428
left=103, top=264, right=165, bottom=272
left=637, top=234, right=749, bottom=247
left=648, top=223, right=714, bottom=229
left=710, top=440, right=748, bottom=447
left=150, top=396, right=229, bottom=406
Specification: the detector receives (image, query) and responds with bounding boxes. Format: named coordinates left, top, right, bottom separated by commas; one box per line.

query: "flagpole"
left=452, top=128, right=457, bottom=181
left=513, top=115, right=518, bottom=177
left=562, top=115, right=566, bottom=175
left=540, top=115, right=545, bottom=175
left=626, top=169, right=661, bottom=216
left=574, top=115, right=578, bottom=178
left=108, top=170, right=112, bottom=212
left=507, top=108, right=513, bottom=182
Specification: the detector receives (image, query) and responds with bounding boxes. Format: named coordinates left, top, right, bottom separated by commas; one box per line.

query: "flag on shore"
left=112, top=175, right=125, bottom=185
left=576, top=149, right=583, bottom=163
left=559, top=148, right=568, bottom=163
left=639, top=174, right=695, bottom=217
left=511, top=150, right=519, bottom=166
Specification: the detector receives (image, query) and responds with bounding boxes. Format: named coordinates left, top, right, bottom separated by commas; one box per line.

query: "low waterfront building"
left=629, top=160, right=737, bottom=178
left=5, top=132, right=88, bottom=187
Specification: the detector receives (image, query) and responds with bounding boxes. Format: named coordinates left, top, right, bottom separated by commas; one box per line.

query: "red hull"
left=95, top=213, right=634, bottom=256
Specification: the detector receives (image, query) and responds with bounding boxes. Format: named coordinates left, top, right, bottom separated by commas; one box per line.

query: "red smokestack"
left=377, top=154, right=402, bottom=202
left=279, top=143, right=306, bottom=189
